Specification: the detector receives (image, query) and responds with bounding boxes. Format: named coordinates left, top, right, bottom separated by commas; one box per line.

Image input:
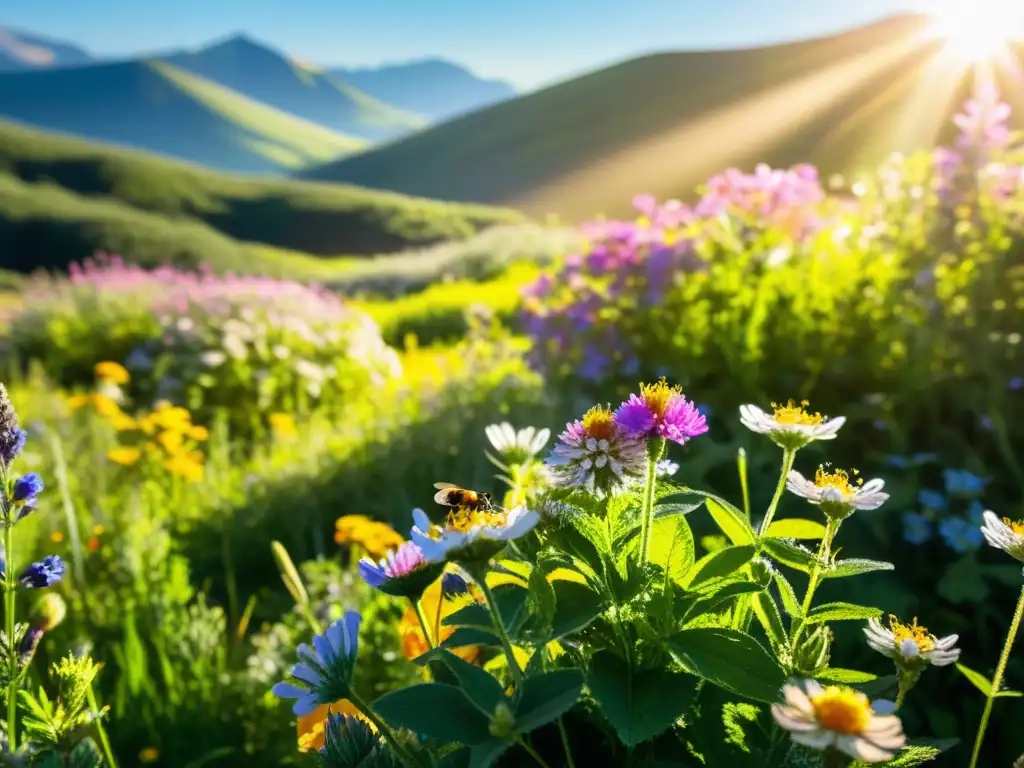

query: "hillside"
left=0, top=119, right=527, bottom=273
left=163, top=35, right=426, bottom=140
left=305, top=14, right=1006, bottom=219
left=331, top=59, right=516, bottom=121
left=0, top=59, right=366, bottom=173
left=0, top=27, right=94, bottom=70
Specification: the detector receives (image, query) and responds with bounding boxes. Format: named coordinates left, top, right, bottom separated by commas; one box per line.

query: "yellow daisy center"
left=889, top=615, right=935, bottom=653
left=639, top=378, right=681, bottom=418
left=771, top=399, right=824, bottom=426
left=1003, top=517, right=1024, bottom=536
left=814, top=465, right=863, bottom=495
left=581, top=406, right=617, bottom=440
left=810, top=687, right=873, bottom=734
left=446, top=508, right=507, bottom=533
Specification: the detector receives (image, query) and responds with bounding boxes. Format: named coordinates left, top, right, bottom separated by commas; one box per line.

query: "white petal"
left=791, top=729, right=837, bottom=749
left=782, top=684, right=814, bottom=714
left=836, top=734, right=896, bottom=763
left=786, top=471, right=821, bottom=501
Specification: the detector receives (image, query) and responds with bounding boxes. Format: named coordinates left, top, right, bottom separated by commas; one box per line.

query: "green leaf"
left=876, top=743, right=950, bottom=767
left=513, top=669, right=584, bottom=733
left=443, top=603, right=494, bottom=631
left=666, top=628, right=786, bottom=703
left=953, top=663, right=1023, bottom=697
left=653, top=500, right=705, bottom=518
left=705, top=498, right=756, bottom=546
left=683, top=582, right=763, bottom=623
left=805, top=602, right=882, bottom=624
left=761, top=538, right=816, bottom=574
left=764, top=519, right=827, bottom=540
left=468, top=740, right=511, bottom=768
left=773, top=571, right=802, bottom=617
left=440, top=651, right=507, bottom=716
left=549, top=581, right=607, bottom=640
left=436, top=628, right=500, bottom=652
left=373, top=683, right=492, bottom=745
left=821, top=558, right=895, bottom=580
left=685, top=545, right=756, bottom=588
left=523, top=560, right=557, bottom=640
left=588, top=651, right=699, bottom=746
left=751, top=591, right=787, bottom=650
left=67, top=740, right=104, bottom=768
left=817, top=669, right=879, bottom=684
left=649, top=515, right=695, bottom=587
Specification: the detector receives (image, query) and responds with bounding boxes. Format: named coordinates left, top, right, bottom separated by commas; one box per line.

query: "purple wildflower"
left=614, top=379, right=708, bottom=445
left=13, top=473, right=43, bottom=503
left=546, top=406, right=647, bottom=495
left=19, top=555, right=66, bottom=589
left=357, top=540, right=441, bottom=599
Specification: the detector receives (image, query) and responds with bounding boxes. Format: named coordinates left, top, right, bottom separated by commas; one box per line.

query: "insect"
left=433, top=482, right=493, bottom=511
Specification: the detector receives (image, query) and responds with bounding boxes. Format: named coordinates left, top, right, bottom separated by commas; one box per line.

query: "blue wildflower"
left=441, top=571, right=470, bottom=600
left=966, top=499, right=985, bottom=526
left=917, top=489, right=947, bottom=512
left=902, top=512, right=933, bottom=545
left=18, top=555, right=66, bottom=588
left=1009, top=376, right=1024, bottom=391
left=942, top=469, right=989, bottom=498
left=885, top=453, right=937, bottom=469
left=979, top=416, right=994, bottom=432
left=13, top=473, right=43, bottom=503
left=272, top=611, right=361, bottom=716
left=938, top=516, right=984, bottom=553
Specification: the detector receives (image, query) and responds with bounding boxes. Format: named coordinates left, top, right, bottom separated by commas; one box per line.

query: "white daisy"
left=772, top=679, right=906, bottom=763
left=740, top=400, right=845, bottom=450
left=864, top=616, right=960, bottom=668
left=409, top=505, right=540, bottom=565
left=485, top=422, right=551, bottom=462
left=981, top=510, right=1024, bottom=562
left=786, top=466, right=888, bottom=521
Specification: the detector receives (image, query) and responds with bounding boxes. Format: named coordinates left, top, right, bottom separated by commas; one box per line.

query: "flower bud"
left=488, top=702, right=516, bottom=739
left=31, top=592, right=67, bottom=632
left=793, top=625, right=832, bottom=677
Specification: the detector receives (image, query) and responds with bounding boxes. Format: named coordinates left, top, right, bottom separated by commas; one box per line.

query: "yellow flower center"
left=639, top=378, right=681, bottom=418
left=446, top=508, right=507, bottom=533
left=810, top=687, right=873, bottom=735
left=772, top=399, right=824, bottom=426
left=889, top=615, right=934, bottom=653
left=814, top=465, right=863, bottom=495
left=581, top=406, right=617, bottom=440
left=1003, top=517, right=1024, bottom=536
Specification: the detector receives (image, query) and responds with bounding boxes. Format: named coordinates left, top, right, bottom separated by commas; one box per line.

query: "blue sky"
left=2, top=0, right=941, bottom=89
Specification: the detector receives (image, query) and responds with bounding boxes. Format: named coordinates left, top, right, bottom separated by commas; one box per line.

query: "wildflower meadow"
left=0, top=83, right=1023, bottom=768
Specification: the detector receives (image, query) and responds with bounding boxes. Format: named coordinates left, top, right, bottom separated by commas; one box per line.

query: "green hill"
left=0, top=59, right=367, bottom=173
left=303, top=14, right=1010, bottom=219
left=0, top=119, right=527, bottom=273
left=162, top=35, right=427, bottom=140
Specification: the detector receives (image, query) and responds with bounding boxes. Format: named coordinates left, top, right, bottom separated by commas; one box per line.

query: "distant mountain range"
left=0, top=27, right=94, bottom=69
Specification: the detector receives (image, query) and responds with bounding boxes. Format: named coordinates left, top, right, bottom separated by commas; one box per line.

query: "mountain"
left=304, top=14, right=998, bottom=219
left=162, top=34, right=426, bottom=140
left=0, top=27, right=95, bottom=70
left=330, top=59, right=516, bottom=121
left=0, top=118, right=525, bottom=274
left=0, top=59, right=368, bottom=173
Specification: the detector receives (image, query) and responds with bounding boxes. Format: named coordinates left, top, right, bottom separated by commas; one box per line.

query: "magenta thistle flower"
left=614, top=379, right=708, bottom=445
left=545, top=406, right=647, bottom=495
left=358, top=540, right=443, bottom=600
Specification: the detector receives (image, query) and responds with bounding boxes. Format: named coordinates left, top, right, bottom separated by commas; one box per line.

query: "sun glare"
left=928, top=0, right=1024, bottom=61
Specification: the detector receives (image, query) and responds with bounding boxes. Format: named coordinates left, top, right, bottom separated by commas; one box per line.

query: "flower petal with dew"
left=409, top=504, right=540, bottom=565
left=981, top=510, right=1024, bottom=562
left=614, top=379, right=708, bottom=445
left=545, top=406, right=647, bottom=495
left=357, top=540, right=443, bottom=600
left=786, top=466, right=888, bottom=521
left=772, top=679, right=905, bottom=763
left=740, top=400, right=844, bottom=450
left=271, top=611, right=361, bottom=716
left=864, top=616, right=960, bottom=668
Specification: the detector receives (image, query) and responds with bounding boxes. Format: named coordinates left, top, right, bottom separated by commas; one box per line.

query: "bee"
left=433, top=482, right=493, bottom=511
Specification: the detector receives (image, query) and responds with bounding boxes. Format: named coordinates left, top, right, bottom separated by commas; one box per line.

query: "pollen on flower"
left=772, top=399, right=825, bottom=426
left=1003, top=517, right=1024, bottom=536
left=810, top=686, right=873, bottom=734
left=814, top=465, right=863, bottom=494
left=888, top=615, right=935, bottom=653
left=445, top=508, right=507, bottom=533
left=581, top=406, right=617, bottom=440
left=639, top=378, right=681, bottom=418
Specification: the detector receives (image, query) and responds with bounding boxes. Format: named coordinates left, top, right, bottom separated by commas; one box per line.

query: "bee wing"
left=433, top=482, right=459, bottom=490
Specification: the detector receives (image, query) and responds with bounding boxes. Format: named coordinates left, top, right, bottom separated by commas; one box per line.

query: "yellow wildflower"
left=138, top=747, right=159, bottom=764
left=107, top=447, right=142, bottom=467
left=297, top=700, right=375, bottom=752
left=50, top=531, right=65, bottom=543
left=187, top=425, right=210, bottom=441
left=269, top=412, right=298, bottom=439
left=94, top=361, right=130, bottom=385
left=399, top=577, right=479, bottom=664
left=65, top=394, right=89, bottom=413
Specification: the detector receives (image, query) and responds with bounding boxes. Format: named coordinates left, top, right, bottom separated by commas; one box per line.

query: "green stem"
left=800, top=519, right=837, bottom=617
left=968, top=583, right=1024, bottom=768
left=4, top=511, right=16, bottom=752
left=638, top=438, right=666, bottom=567
left=557, top=716, right=576, bottom=768
left=411, top=598, right=434, bottom=649
left=86, top=683, right=119, bottom=768
left=477, top=573, right=523, bottom=685
left=348, top=691, right=421, bottom=768
left=517, top=736, right=554, bottom=768
left=737, top=448, right=751, bottom=521
left=757, top=448, right=796, bottom=538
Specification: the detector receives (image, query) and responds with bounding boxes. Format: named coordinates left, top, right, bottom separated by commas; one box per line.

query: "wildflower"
left=271, top=612, right=361, bottom=715
left=297, top=699, right=376, bottom=752
left=786, top=466, right=888, bottom=521
left=938, top=516, right=984, bottom=553
left=545, top=406, right=647, bottom=495
left=772, top=679, right=905, bottom=763
left=917, top=489, right=947, bottom=512
left=901, top=512, right=932, bottom=545
left=12, top=473, right=43, bottom=504
left=884, top=453, right=936, bottom=469
left=0, top=383, right=26, bottom=468
left=485, top=422, right=551, bottom=463
left=357, top=540, right=442, bottom=599
left=94, top=361, right=130, bottom=385
left=138, top=747, right=160, bottom=764
left=269, top=413, right=298, bottom=439
left=614, top=379, right=708, bottom=445
left=320, top=713, right=389, bottom=766
left=107, top=447, right=142, bottom=466
left=19, top=555, right=67, bottom=588
left=739, top=400, right=844, bottom=450
left=50, top=531, right=64, bottom=544
left=981, top=510, right=1024, bottom=562
left=335, top=516, right=405, bottom=559
left=410, top=504, right=540, bottom=565
left=188, top=425, right=210, bottom=441
left=941, top=469, right=989, bottom=498
left=864, top=616, right=960, bottom=668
